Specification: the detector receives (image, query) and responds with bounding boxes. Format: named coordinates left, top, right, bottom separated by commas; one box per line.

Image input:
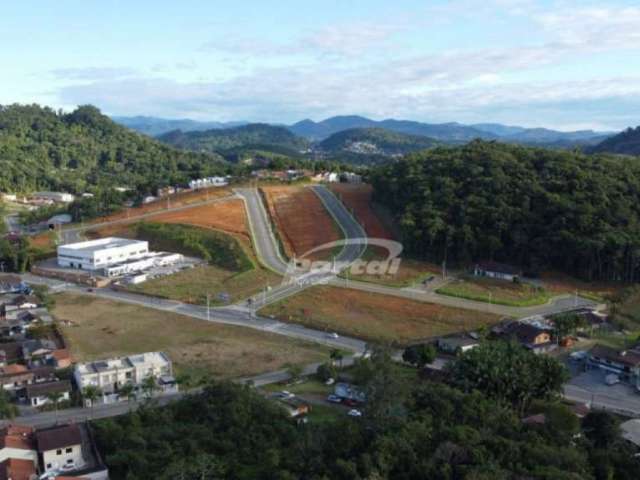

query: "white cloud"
left=50, top=67, right=137, bottom=81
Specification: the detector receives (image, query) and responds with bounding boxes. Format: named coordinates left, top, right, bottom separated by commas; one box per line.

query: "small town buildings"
left=47, top=214, right=72, bottom=228
left=312, top=172, right=339, bottom=183
left=0, top=365, right=56, bottom=392
left=341, top=172, right=362, bottom=184
left=587, top=344, right=640, bottom=385
left=188, top=176, right=229, bottom=189
left=32, top=192, right=75, bottom=204
left=23, top=380, right=71, bottom=407
left=57, top=237, right=150, bottom=271
left=74, top=351, right=174, bottom=401
left=474, top=261, right=521, bottom=282
left=0, top=276, right=28, bottom=295
left=437, top=334, right=479, bottom=354
left=499, top=322, right=554, bottom=354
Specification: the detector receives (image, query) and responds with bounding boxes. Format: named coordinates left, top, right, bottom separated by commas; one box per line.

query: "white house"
left=74, top=351, right=174, bottom=399
left=36, top=424, right=84, bottom=473
left=24, top=380, right=71, bottom=407
left=57, top=237, right=149, bottom=271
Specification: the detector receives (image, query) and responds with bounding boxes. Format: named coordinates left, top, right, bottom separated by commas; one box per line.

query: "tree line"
left=371, top=140, right=640, bottom=282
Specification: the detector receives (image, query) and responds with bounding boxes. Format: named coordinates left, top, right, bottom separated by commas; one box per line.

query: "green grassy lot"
left=129, top=263, right=281, bottom=306
left=436, top=276, right=551, bottom=307
left=339, top=247, right=439, bottom=288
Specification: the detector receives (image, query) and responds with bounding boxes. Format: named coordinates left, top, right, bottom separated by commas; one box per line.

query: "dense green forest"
left=0, top=104, right=228, bottom=194
left=589, top=126, right=640, bottom=156
left=371, top=140, right=640, bottom=282
left=94, top=346, right=639, bottom=479
left=158, top=123, right=309, bottom=157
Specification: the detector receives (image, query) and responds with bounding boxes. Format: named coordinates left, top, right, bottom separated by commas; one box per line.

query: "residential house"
left=74, top=351, right=174, bottom=402
left=0, top=276, right=27, bottom=295
left=23, top=380, right=71, bottom=407
left=334, top=383, right=366, bottom=403
left=1, top=423, right=108, bottom=480
left=621, top=419, right=640, bottom=450
left=437, top=334, right=479, bottom=354
left=0, top=342, right=23, bottom=366
left=587, top=344, right=640, bottom=385
left=0, top=366, right=56, bottom=393
left=51, top=349, right=72, bottom=369
left=277, top=397, right=311, bottom=418
left=474, top=261, right=521, bottom=282
left=499, top=322, right=554, bottom=354
left=21, top=339, right=58, bottom=367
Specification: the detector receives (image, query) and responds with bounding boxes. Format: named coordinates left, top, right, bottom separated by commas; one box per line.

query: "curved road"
left=239, top=185, right=597, bottom=318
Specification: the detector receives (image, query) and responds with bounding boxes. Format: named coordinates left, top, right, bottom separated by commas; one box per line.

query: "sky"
left=2, top=0, right=639, bottom=131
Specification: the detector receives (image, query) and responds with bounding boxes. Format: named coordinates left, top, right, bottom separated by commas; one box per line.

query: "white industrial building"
left=57, top=237, right=185, bottom=278
left=32, top=191, right=75, bottom=203
left=57, top=237, right=150, bottom=271
left=189, top=176, right=228, bottom=189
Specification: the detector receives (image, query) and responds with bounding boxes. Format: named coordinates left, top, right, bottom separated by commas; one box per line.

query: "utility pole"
left=574, top=289, right=578, bottom=308
left=206, top=294, right=210, bottom=321
left=442, top=260, right=447, bottom=280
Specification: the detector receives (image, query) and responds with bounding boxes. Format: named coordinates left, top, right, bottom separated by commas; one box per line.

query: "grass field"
left=436, top=276, right=551, bottom=306
left=260, top=286, right=500, bottom=344
left=538, top=271, right=626, bottom=302
left=129, top=264, right=281, bottom=305
left=54, top=293, right=328, bottom=382
left=261, top=186, right=341, bottom=260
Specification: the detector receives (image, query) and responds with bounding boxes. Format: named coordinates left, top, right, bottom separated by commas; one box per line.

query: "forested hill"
left=0, top=104, right=227, bottom=194
left=589, top=126, right=640, bottom=156
left=371, top=140, right=640, bottom=282
left=158, top=123, right=309, bottom=154
left=318, top=127, right=439, bottom=156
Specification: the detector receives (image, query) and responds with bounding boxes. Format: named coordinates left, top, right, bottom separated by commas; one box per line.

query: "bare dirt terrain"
left=328, top=184, right=393, bottom=240
left=261, top=186, right=341, bottom=259
left=261, top=285, right=501, bottom=345
left=54, top=293, right=328, bottom=381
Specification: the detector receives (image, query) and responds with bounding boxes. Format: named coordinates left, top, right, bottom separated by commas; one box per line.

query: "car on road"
left=86, top=288, right=94, bottom=293
left=347, top=409, right=362, bottom=417
left=569, top=351, right=588, bottom=362
left=343, top=398, right=359, bottom=407
left=327, top=394, right=342, bottom=403
left=327, top=332, right=339, bottom=339
left=278, top=390, right=295, bottom=399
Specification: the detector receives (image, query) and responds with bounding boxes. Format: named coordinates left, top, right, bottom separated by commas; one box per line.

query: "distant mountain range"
left=588, top=126, right=640, bottom=156
left=318, top=127, right=439, bottom=156
left=113, top=115, right=247, bottom=137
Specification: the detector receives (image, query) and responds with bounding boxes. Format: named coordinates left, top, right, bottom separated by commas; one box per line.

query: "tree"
left=0, top=390, right=17, bottom=419
left=583, top=411, right=621, bottom=449
left=142, top=375, right=158, bottom=399
left=402, top=344, right=436, bottom=368
left=447, top=341, right=569, bottom=415
left=118, top=383, right=136, bottom=404
left=82, top=385, right=102, bottom=417
left=330, top=349, right=344, bottom=369
left=316, top=363, right=336, bottom=383
left=286, top=364, right=304, bottom=383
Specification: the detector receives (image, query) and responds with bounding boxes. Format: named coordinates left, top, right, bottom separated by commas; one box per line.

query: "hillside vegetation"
left=0, top=104, right=227, bottom=194
left=372, top=140, right=640, bottom=282
left=318, top=127, right=439, bottom=156
left=590, top=126, right=640, bottom=156
left=158, top=123, right=309, bottom=157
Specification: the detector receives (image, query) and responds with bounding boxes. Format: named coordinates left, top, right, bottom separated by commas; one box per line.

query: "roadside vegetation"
left=93, top=345, right=639, bottom=479
left=436, top=276, right=552, bottom=307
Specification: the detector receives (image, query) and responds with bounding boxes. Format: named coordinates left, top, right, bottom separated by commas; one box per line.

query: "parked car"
left=605, top=374, right=620, bottom=386
left=343, top=398, right=359, bottom=407
left=327, top=394, right=342, bottom=403
left=347, top=409, right=362, bottom=417
left=327, top=332, right=339, bottom=339
left=570, top=351, right=588, bottom=362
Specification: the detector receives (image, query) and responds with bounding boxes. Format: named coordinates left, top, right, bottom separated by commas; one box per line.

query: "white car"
left=327, top=332, right=339, bottom=339
left=605, top=374, right=620, bottom=386
left=347, top=409, right=362, bottom=417
left=279, top=390, right=295, bottom=399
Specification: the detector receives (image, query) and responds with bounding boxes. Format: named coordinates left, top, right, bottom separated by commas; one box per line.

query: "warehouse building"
left=57, top=237, right=150, bottom=271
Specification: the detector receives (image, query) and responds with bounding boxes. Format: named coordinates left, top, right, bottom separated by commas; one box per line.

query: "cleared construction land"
left=261, top=186, right=341, bottom=259
left=54, top=293, right=327, bottom=382
left=436, top=276, right=551, bottom=306
left=260, top=285, right=501, bottom=345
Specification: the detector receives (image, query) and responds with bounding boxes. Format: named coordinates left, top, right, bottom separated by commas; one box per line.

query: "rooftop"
left=58, top=237, right=146, bottom=253
left=621, top=419, right=640, bottom=448
left=36, top=424, right=82, bottom=452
